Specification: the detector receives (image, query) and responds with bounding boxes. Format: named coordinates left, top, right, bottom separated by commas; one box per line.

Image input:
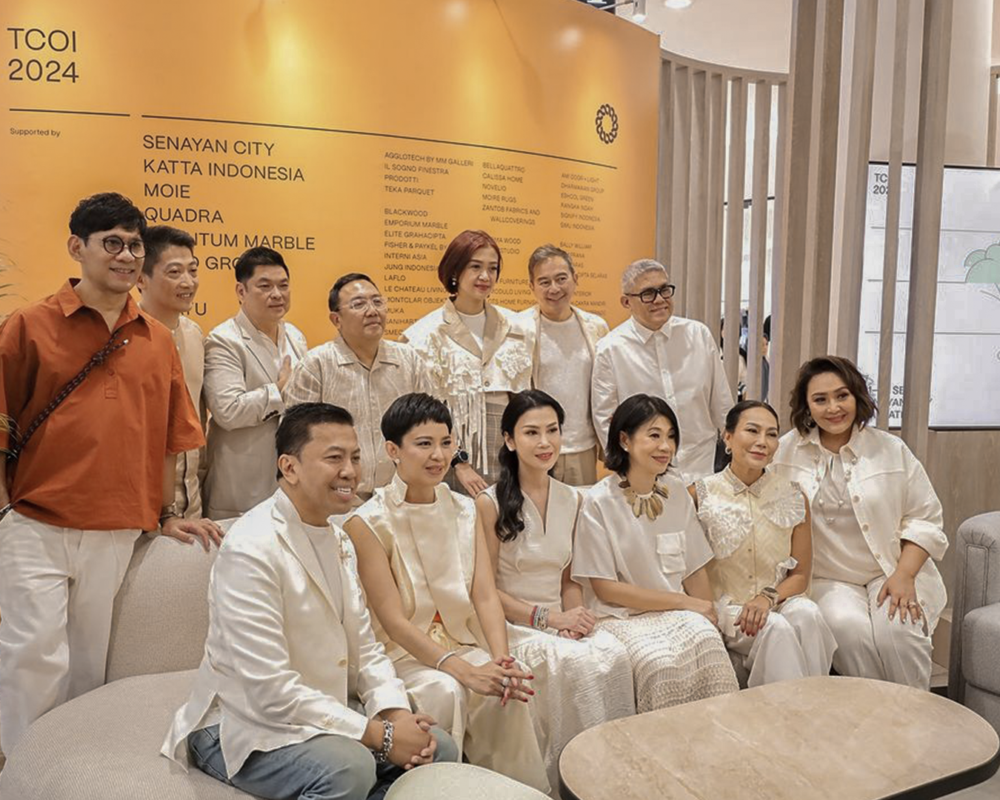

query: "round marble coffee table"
left=559, top=676, right=1000, bottom=800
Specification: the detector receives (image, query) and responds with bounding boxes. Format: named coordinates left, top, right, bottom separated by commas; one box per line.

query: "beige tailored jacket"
left=202, top=310, right=307, bottom=519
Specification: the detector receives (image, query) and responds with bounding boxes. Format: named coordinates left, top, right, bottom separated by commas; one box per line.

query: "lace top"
left=694, top=468, right=806, bottom=604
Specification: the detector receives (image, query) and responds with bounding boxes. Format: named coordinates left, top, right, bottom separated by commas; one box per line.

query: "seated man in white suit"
left=162, top=402, right=458, bottom=799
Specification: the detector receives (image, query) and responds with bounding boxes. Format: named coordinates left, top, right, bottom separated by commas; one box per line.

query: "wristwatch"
left=450, top=449, right=470, bottom=469
left=159, top=503, right=179, bottom=526
left=759, top=586, right=780, bottom=608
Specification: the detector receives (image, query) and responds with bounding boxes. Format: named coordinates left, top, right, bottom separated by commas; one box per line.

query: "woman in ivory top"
left=572, top=394, right=738, bottom=712
left=344, top=393, right=549, bottom=794
left=476, top=390, right=635, bottom=788
left=401, top=230, right=533, bottom=497
left=772, top=356, right=948, bottom=690
left=689, top=400, right=837, bottom=687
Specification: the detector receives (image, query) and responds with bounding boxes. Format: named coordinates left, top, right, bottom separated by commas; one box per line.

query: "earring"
left=392, top=458, right=400, bottom=465
left=724, top=446, right=732, bottom=455
left=806, top=413, right=815, bottom=428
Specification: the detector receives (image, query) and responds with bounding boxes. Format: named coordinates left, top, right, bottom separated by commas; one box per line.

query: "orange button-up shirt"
left=0, top=280, right=205, bottom=530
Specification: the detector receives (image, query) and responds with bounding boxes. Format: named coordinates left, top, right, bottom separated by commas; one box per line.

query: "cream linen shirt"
left=572, top=473, right=715, bottom=619
left=283, top=338, right=428, bottom=498
left=171, top=315, right=206, bottom=518
left=694, top=468, right=807, bottom=604
left=591, top=316, right=733, bottom=483
left=772, top=425, right=949, bottom=631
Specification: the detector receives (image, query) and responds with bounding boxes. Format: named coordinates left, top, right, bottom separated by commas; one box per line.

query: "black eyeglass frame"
left=624, top=284, right=676, bottom=304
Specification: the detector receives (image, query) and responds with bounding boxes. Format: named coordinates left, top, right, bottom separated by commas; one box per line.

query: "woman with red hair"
left=402, top=230, right=533, bottom=495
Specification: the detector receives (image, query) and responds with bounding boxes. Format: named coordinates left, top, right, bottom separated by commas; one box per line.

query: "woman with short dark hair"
left=477, top=390, right=635, bottom=787
left=344, top=393, right=549, bottom=793
left=401, top=231, right=533, bottom=497
left=572, top=394, right=738, bottom=712
left=772, top=356, right=947, bottom=689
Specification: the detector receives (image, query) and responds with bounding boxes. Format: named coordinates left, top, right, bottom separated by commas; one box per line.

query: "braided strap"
left=5, top=329, right=129, bottom=463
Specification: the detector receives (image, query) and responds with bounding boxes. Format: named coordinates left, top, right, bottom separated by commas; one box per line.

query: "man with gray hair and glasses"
left=591, top=259, right=733, bottom=482
left=283, top=272, right=428, bottom=503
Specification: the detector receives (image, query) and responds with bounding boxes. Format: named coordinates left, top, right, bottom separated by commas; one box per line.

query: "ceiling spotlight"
left=664, top=0, right=693, bottom=9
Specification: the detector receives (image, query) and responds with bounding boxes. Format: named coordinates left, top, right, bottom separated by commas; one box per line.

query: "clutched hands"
left=382, top=709, right=438, bottom=770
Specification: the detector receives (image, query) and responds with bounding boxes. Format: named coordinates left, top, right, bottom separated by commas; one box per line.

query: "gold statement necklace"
left=620, top=480, right=670, bottom=520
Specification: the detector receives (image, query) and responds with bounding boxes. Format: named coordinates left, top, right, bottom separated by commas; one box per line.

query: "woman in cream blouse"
left=401, top=230, right=533, bottom=496
left=477, top=389, right=635, bottom=788
left=772, top=356, right=948, bottom=690
left=690, top=400, right=836, bottom=686
left=344, top=393, right=549, bottom=794
left=572, top=394, right=738, bottom=712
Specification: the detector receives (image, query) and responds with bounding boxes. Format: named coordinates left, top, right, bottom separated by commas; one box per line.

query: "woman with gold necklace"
left=572, top=394, right=738, bottom=712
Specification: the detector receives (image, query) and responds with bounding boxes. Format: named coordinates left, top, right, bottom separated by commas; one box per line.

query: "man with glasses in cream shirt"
left=283, top=273, right=428, bottom=503
left=592, top=259, right=733, bottom=482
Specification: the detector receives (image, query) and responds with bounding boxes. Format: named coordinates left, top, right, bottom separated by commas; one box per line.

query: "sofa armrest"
left=949, top=512, right=1000, bottom=703
left=963, top=603, right=1000, bottom=694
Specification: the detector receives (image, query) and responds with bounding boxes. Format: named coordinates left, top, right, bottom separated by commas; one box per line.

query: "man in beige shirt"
left=137, top=225, right=223, bottom=549
left=283, top=272, right=428, bottom=501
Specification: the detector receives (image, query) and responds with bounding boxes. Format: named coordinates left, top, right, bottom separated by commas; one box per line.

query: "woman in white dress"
left=401, top=230, right=533, bottom=496
left=772, top=356, right=948, bottom=690
left=690, top=400, right=837, bottom=687
left=476, top=389, right=635, bottom=787
left=572, top=394, right=738, bottom=713
left=344, top=393, right=549, bottom=794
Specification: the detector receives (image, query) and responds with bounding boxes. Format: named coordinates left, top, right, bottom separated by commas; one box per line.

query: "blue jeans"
left=188, top=724, right=459, bottom=800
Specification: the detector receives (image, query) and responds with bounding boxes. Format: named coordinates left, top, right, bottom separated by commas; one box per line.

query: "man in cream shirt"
left=592, top=259, right=733, bottom=482
left=137, top=225, right=224, bottom=550
left=162, top=402, right=458, bottom=798
left=519, top=244, right=609, bottom=485
left=284, top=272, right=428, bottom=502
left=203, top=246, right=307, bottom=519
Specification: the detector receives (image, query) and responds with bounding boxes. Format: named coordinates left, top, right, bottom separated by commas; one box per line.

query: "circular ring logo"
left=595, top=104, right=619, bottom=144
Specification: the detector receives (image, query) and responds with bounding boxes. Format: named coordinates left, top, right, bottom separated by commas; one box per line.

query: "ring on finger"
left=501, top=676, right=510, bottom=688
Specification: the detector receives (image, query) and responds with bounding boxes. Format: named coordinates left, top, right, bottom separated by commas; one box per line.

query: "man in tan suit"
left=162, top=402, right=458, bottom=798
left=202, top=247, right=307, bottom=519
left=137, top=224, right=223, bottom=549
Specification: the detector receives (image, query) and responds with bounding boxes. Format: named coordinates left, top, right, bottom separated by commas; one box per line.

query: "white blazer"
left=202, top=310, right=307, bottom=519
left=161, top=489, right=409, bottom=778
left=772, top=425, right=948, bottom=631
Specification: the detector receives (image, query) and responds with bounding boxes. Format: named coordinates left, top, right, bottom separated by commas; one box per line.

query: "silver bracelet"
left=533, top=605, right=550, bottom=630
left=435, top=650, right=458, bottom=670
left=373, top=719, right=394, bottom=764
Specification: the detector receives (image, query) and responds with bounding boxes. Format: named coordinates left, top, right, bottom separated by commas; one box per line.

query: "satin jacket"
left=161, top=489, right=409, bottom=777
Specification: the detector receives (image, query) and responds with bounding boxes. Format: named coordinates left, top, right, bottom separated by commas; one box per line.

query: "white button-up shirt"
left=591, top=316, right=733, bottom=482
left=772, top=425, right=949, bottom=631
left=283, top=337, right=428, bottom=498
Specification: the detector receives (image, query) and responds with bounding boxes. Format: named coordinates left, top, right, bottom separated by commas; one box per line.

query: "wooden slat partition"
left=704, top=73, right=726, bottom=333
left=746, top=81, right=771, bottom=401
left=686, top=69, right=709, bottom=326
left=901, top=0, right=955, bottom=462
left=772, top=0, right=819, bottom=428
left=834, top=0, right=879, bottom=361
left=655, top=59, right=674, bottom=265
left=671, top=65, right=692, bottom=317
left=876, top=0, right=911, bottom=430
left=770, top=81, right=789, bottom=406
left=723, top=76, right=748, bottom=395
left=988, top=67, right=999, bottom=167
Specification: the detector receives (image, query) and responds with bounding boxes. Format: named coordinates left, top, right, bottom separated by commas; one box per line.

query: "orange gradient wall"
left=0, top=0, right=659, bottom=342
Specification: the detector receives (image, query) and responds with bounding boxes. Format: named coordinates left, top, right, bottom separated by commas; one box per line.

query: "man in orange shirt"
left=0, top=192, right=204, bottom=753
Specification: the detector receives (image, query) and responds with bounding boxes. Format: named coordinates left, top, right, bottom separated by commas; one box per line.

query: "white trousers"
left=811, top=577, right=933, bottom=690
left=393, top=646, right=550, bottom=796
left=0, top=510, right=140, bottom=754
left=726, top=596, right=838, bottom=687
